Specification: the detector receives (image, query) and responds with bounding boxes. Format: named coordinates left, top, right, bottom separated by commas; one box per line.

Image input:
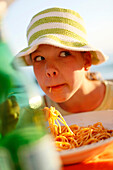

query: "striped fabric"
left=16, top=7, right=108, bottom=66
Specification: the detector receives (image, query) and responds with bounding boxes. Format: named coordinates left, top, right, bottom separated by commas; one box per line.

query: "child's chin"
left=49, top=95, right=69, bottom=103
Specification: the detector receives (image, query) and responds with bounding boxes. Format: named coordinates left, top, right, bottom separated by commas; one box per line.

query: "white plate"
left=59, top=110, right=113, bottom=165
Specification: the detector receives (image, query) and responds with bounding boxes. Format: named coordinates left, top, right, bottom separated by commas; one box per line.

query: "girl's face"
left=31, top=44, right=86, bottom=103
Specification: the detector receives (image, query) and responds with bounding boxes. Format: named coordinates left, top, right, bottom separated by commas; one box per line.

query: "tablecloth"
left=62, top=142, right=113, bottom=170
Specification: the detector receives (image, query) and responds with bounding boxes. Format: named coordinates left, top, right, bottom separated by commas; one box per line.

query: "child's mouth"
left=48, top=84, right=65, bottom=92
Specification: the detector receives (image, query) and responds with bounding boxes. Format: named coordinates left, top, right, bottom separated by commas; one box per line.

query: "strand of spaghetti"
left=83, top=138, right=99, bottom=145
left=55, top=141, right=70, bottom=150
left=45, top=106, right=74, bottom=135
left=49, top=87, right=52, bottom=93
left=55, top=135, right=68, bottom=142
left=56, top=117, right=74, bottom=134
left=55, top=119, right=62, bottom=134
left=55, top=110, right=70, bottom=125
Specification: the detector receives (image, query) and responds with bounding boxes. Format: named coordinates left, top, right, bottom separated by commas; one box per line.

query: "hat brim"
left=15, top=36, right=108, bottom=66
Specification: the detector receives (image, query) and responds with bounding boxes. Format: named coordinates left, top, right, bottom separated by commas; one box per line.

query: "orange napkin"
left=62, top=142, right=113, bottom=170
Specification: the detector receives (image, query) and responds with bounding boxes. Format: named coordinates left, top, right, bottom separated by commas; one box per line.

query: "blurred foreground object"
left=0, top=0, right=29, bottom=137
left=0, top=21, right=28, bottom=137
left=0, top=96, right=20, bottom=136
left=0, top=107, right=61, bottom=170
left=0, top=148, right=15, bottom=170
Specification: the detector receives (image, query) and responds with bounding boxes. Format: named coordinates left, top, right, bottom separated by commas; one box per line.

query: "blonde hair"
left=85, top=72, right=103, bottom=81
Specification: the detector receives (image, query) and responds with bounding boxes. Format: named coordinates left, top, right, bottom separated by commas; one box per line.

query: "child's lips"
left=48, top=84, right=65, bottom=91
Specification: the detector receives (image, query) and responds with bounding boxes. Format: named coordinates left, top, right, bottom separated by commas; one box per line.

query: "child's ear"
left=25, top=55, right=32, bottom=65
left=83, top=52, right=92, bottom=71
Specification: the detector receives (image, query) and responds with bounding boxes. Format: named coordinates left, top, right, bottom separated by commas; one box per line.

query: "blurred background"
left=2, top=0, right=113, bottom=95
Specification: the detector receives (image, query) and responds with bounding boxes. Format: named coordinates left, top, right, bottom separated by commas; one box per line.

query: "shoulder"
left=103, top=80, right=113, bottom=98
left=104, top=80, right=113, bottom=89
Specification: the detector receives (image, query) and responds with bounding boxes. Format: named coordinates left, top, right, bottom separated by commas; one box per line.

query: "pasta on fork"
left=44, top=106, right=74, bottom=137
left=44, top=107, right=113, bottom=151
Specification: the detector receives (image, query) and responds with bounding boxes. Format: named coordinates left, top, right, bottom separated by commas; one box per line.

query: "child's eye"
left=33, top=56, right=45, bottom=62
left=60, top=51, right=71, bottom=57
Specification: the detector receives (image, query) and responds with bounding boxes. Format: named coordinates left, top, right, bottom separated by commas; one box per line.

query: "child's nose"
left=46, top=67, right=58, bottom=77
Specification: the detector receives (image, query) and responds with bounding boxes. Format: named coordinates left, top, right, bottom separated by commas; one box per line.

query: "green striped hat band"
left=16, top=7, right=108, bottom=66
left=27, top=7, right=87, bottom=46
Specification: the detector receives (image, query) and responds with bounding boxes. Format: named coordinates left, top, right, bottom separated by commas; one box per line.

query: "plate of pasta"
left=44, top=107, right=113, bottom=165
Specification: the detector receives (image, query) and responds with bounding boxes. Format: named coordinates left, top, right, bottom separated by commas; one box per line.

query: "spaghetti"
left=44, top=106, right=113, bottom=151
left=49, top=87, right=52, bottom=93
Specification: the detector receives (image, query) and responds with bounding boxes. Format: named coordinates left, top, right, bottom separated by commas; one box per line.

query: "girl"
left=16, top=7, right=113, bottom=115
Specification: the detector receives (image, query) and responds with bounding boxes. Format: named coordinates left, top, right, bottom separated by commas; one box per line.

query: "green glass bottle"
left=0, top=147, right=15, bottom=170
left=0, top=10, right=30, bottom=137
left=0, top=106, right=61, bottom=170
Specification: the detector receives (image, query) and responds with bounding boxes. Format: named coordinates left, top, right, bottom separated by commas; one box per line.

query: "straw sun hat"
left=16, top=7, right=108, bottom=66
